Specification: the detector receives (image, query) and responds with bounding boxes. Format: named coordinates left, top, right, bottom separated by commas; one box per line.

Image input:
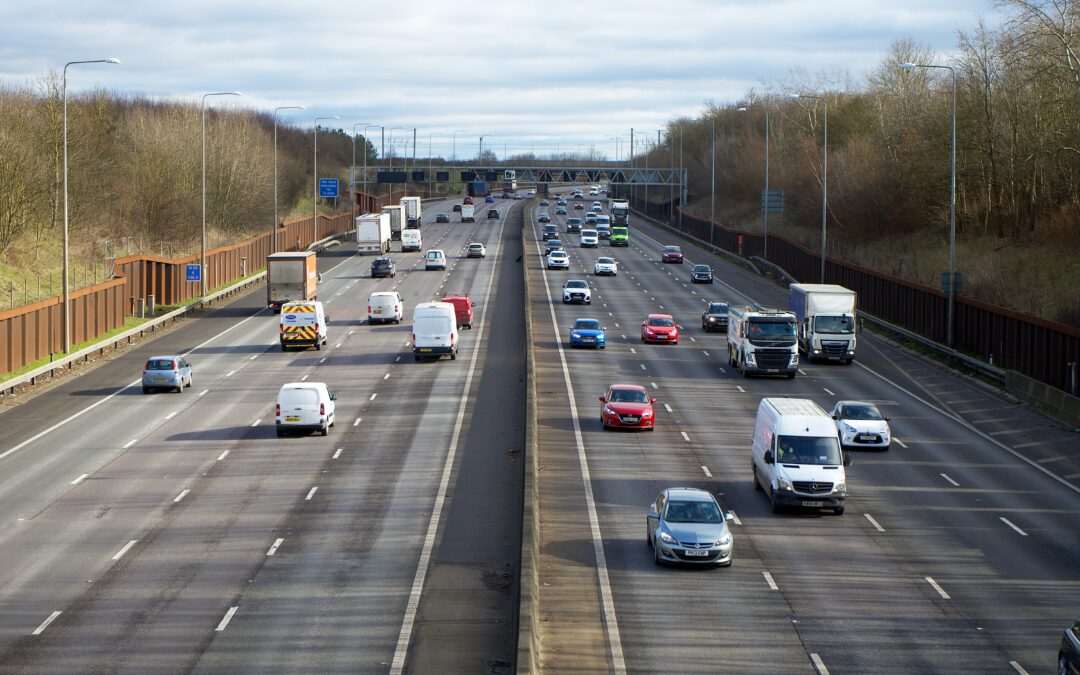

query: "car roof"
left=837, top=400, right=879, bottom=409
left=565, top=279, right=587, bottom=284
left=664, top=487, right=715, bottom=502
left=147, top=355, right=181, bottom=361
left=647, top=313, right=673, bottom=319
left=609, top=383, right=647, bottom=392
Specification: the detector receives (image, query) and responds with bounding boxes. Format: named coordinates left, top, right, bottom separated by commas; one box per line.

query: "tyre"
left=753, top=463, right=762, bottom=491
left=450, top=352, right=457, bottom=361
left=673, top=340, right=678, bottom=345
left=314, top=341, right=321, bottom=351
left=321, top=426, right=329, bottom=436
left=653, top=544, right=662, bottom=566
left=769, top=488, right=780, bottom=513
left=843, top=359, right=853, bottom=365
left=276, top=429, right=284, bottom=438
left=142, top=386, right=150, bottom=394
left=833, top=506, right=845, bottom=516
left=787, top=373, right=796, bottom=379
left=175, top=384, right=182, bottom=393
left=414, top=355, right=421, bottom=362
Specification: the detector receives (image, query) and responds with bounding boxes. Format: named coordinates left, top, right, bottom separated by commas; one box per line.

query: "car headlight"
left=715, top=535, right=732, bottom=547
left=789, top=354, right=799, bottom=367
left=604, top=406, right=616, bottom=415
left=840, top=423, right=857, bottom=435
left=833, top=482, right=847, bottom=495
left=571, top=333, right=581, bottom=339
left=707, top=317, right=717, bottom=322
left=644, top=328, right=653, bottom=334
left=777, top=476, right=792, bottom=491
left=659, top=531, right=677, bottom=545
left=642, top=410, right=653, bottom=418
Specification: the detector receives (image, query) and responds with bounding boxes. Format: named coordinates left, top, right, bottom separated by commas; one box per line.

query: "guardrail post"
left=1069, top=362, right=1078, bottom=397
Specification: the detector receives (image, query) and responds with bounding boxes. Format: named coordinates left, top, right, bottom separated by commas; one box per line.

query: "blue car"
left=569, top=318, right=606, bottom=349
left=142, top=355, right=193, bottom=393
left=485, top=195, right=495, bottom=203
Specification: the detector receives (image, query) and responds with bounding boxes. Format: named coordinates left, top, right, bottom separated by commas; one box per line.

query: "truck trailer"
left=356, top=212, right=392, bottom=255
left=788, top=283, right=857, bottom=363
left=266, top=251, right=318, bottom=312
left=382, top=204, right=405, bottom=241
left=400, top=196, right=422, bottom=229
left=461, top=203, right=475, bottom=223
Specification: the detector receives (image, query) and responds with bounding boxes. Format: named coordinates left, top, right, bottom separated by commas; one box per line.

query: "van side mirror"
left=763, top=450, right=774, bottom=465
left=330, top=394, right=337, bottom=401
left=831, top=414, right=838, bottom=420
left=843, top=453, right=852, bottom=467
left=647, top=509, right=658, bottom=518
left=884, top=416, right=891, bottom=422
left=325, top=316, right=331, bottom=322
left=651, top=398, right=657, bottom=404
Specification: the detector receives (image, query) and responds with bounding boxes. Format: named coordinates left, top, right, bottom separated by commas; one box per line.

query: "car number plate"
left=802, top=500, right=824, bottom=507
left=419, top=348, right=432, bottom=352
left=373, top=309, right=382, bottom=313
left=857, top=434, right=876, bottom=441
left=583, top=337, right=594, bottom=342
left=285, top=416, right=301, bottom=423
left=684, top=549, right=710, bottom=557
left=623, top=416, right=639, bottom=423
left=154, top=378, right=167, bottom=383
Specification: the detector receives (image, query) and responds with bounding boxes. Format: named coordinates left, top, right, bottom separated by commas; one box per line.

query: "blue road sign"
left=319, top=178, right=339, bottom=198
left=186, top=264, right=201, bottom=282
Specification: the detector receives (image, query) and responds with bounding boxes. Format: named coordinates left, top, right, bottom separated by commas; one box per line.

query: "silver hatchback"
left=142, top=355, right=192, bottom=393
left=647, top=488, right=733, bottom=566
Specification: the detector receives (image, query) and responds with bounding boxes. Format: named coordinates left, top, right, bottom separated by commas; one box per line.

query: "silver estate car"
left=647, top=487, right=733, bottom=566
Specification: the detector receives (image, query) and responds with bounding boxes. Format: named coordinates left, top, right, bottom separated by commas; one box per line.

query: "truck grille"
left=755, top=350, right=792, bottom=369
left=823, top=341, right=848, bottom=357
left=793, top=481, right=833, bottom=494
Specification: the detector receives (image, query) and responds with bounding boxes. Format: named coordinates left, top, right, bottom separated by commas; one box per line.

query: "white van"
left=425, top=249, right=447, bottom=270
left=276, top=382, right=336, bottom=436
left=279, top=301, right=328, bottom=351
left=412, top=302, right=458, bottom=361
left=401, top=229, right=422, bottom=252
left=751, top=397, right=850, bottom=514
left=368, top=291, right=403, bottom=324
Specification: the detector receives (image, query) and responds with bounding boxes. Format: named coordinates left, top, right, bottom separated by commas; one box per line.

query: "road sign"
left=185, top=264, right=201, bottom=282
left=761, top=188, right=784, bottom=213
left=319, top=178, right=338, bottom=198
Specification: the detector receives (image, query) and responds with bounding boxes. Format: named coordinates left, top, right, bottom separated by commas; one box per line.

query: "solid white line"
left=123, top=439, right=137, bottom=449
left=369, top=393, right=378, bottom=401
left=32, top=611, right=62, bottom=636
left=173, top=489, right=190, bottom=503
left=305, top=487, right=318, bottom=501
left=217, top=450, right=229, bottom=461
left=663, top=403, right=673, bottom=413
left=999, top=517, right=1028, bottom=536
left=701, top=465, right=712, bottom=477
left=736, top=385, right=745, bottom=393
left=762, top=571, right=779, bottom=590
left=332, top=448, right=343, bottom=459
left=810, top=653, right=830, bottom=675
left=925, top=576, right=951, bottom=599
left=353, top=417, right=361, bottom=427
left=895, top=438, right=908, bottom=448
left=226, top=370, right=236, bottom=377
left=681, top=431, right=691, bottom=442
left=215, top=606, right=238, bottom=632
left=164, top=411, right=178, bottom=420
left=823, top=387, right=835, bottom=396
left=864, top=513, right=886, bottom=532
left=112, top=539, right=137, bottom=561
left=940, top=473, right=960, bottom=487
left=728, top=511, right=742, bottom=525
left=391, top=203, right=509, bottom=675
left=71, top=473, right=89, bottom=486
left=266, top=538, right=284, bottom=556
left=1009, top=661, right=1030, bottom=674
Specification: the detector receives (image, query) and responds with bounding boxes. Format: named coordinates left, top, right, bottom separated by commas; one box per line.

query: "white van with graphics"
left=751, top=397, right=850, bottom=514
left=401, top=229, right=422, bottom=252
left=279, top=301, right=328, bottom=351
left=412, top=302, right=458, bottom=361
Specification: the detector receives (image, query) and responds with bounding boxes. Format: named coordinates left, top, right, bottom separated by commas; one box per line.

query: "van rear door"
left=280, top=386, right=321, bottom=426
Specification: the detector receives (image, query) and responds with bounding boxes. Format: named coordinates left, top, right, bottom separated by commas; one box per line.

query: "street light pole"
left=792, top=93, right=827, bottom=282
left=900, top=62, right=958, bottom=347
left=363, top=124, right=381, bottom=213
left=62, top=57, right=120, bottom=354
left=739, top=105, right=771, bottom=261
left=388, top=126, right=407, bottom=207
left=273, top=106, right=305, bottom=254
left=351, top=121, right=373, bottom=227
left=313, top=115, right=341, bottom=245
left=202, top=91, right=241, bottom=297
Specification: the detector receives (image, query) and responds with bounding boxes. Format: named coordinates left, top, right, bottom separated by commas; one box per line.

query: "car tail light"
left=276, top=404, right=280, bottom=417
left=367, top=305, right=371, bottom=314
left=320, top=403, right=326, bottom=416
left=394, top=305, right=399, bottom=313
left=314, top=323, right=319, bottom=332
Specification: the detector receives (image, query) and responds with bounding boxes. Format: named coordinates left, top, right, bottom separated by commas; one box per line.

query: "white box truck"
left=382, top=204, right=405, bottom=241
left=727, top=306, right=798, bottom=378
left=788, top=283, right=857, bottom=364
left=461, top=203, right=475, bottom=223
left=356, top=213, right=391, bottom=255
left=400, top=196, right=422, bottom=229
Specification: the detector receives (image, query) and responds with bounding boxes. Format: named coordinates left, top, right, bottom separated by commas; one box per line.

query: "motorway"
left=0, top=197, right=524, bottom=673
left=526, top=194, right=1080, bottom=673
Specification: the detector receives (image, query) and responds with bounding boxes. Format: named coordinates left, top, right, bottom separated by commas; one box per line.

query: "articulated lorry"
left=266, top=251, right=318, bottom=312
left=610, top=199, right=630, bottom=226
left=382, top=204, right=405, bottom=241
left=400, top=196, right=422, bottom=229
left=788, top=283, right=857, bottom=363
left=356, top=212, right=392, bottom=254
left=727, top=305, right=799, bottom=378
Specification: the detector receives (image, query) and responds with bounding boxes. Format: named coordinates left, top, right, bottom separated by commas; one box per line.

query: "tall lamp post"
left=387, top=126, right=407, bottom=206
left=202, top=91, right=242, bottom=297
left=312, top=115, right=341, bottom=244
left=451, top=129, right=467, bottom=163
left=900, top=61, right=958, bottom=347
left=791, top=93, right=827, bottom=282
left=362, top=124, right=382, bottom=213
left=273, top=105, right=305, bottom=253
left=62, top=57, right=120, bottom=354
left=351, top=121, right=373, bottom=224
left=739, top=105, right=771, bottom=261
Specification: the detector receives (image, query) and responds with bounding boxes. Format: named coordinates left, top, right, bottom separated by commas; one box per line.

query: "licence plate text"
left=684, top=550, right=710, bottom=557
left=802, top=501, right=824, bottom=507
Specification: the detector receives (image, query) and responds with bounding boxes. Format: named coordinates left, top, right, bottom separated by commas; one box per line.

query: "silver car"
left=647, top=487, right=733, bottom=566
left=142, top=355, right=192, bottom=393
left=830, top=400, right=892, bottom=450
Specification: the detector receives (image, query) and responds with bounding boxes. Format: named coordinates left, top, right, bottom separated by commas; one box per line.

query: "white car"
left=830, top=400, right=892, bottom=451
left=546, top=251, right=570, bottom=269
left=580, top=230, right=599, bottom=248
left=466, top=242, right=486, bottom=258
left=594, top=257, right=617, bottom=276
left=562, top=279, right=592, bottom=304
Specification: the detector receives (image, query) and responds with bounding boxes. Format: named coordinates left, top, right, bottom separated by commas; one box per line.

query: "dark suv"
left=371, top=257, right=395, bottom=278
left=487, top=209, right=500, bottom=219
left=542, top=224, right=559, bottom=240
left=701, top=302, right=729, bottom=332
left=691, top=264, right=713, bottom=284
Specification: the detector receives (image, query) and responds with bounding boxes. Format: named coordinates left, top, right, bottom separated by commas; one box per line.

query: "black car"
left=542, top=225, right=559, bottom=241
left=701, top=302, right=729, bottom=331
left=545, top=239, right=562, bottom=254
left=452, top=204, right=462, bottom=212
left=538, top=213, right=551, bottom=223
left=691, top=264, right=713, bottom=284
left=487, top=209, right=500, bottom=219
left=435, top=213, right=450, bottom=223
left=1062, top=617, right=1080, bottom=675
left=371, top=257, right=395, bottom=278
left=539, top=200, right=550, bottom=206
left=566, top=218, right=582, bottom=233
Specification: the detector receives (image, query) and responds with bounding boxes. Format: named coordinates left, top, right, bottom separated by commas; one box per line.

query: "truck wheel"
left=281, top=343, right=289, bottom=352
left=833, top=506, right=845, bottom=516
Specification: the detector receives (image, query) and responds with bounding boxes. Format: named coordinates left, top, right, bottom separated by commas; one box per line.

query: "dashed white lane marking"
left=736, top=385, right=745, bottom=393
left=173, top=489, right=190, bottom=503
left=123, top=439, right=137, bottom=449
left=663, top=403, right=673, bottom=413
left=608, top=312, right=613, bottom=316
left=728, top=511, right=742, bottom=525
left=639, top=364, right=646, bottom=370
left=681, top=431, right=691, bottom=442
left=864, top=513, right=886, bottom=532
left=217, top=450, right=229, bottom=461
left=319, top=357, right=327, bottom=363
left=614, top=323, right=620, bottom=328
left=300, top=374, right=309, bottom=381
left=112, top=539, right=137, bottom=561
left=925, top=576, right=951, bottom=599
left=894, top=438, right=908, bottom=448
left=198, top=389, right=208, bottom=396
left=332, top=448, right=343, bottom=459
left=650, top=382, right=658, bottom=389
left=348, top=330, right=355, bottom=335
left=335, top=343, right=342, bottom=349
left=32, top=611, right=62, bottom=635
left=267, top=538, right=284, bottom=556
left=999, top=517, right=1028, bottom=536
left=700, top=465, right=712, bottom=477
left=353, top=417, right=361, bottom=427
left=395, top=356, right=402, bottom=362
left=215, top=606, right=239, bottom=632
left=689, top=337, right=696, bottom=342
left=71, top=473, right=89, bottom=486
left=810, top=653, right=830, bottom=675
left=249, top=354, right=258, bottom=360
left=762, top=571, right=779, bottom=590
left=702, top=350, right=710, bottom=356
left=250, top=418, right=261, bottom=427
left=1010, top=661, right=1030, bottom=675
left=630, top=348, right=636, bottom=354
left=164, top=411, right=178, bottom=421
left=940, top=473, right=960, bottom=487
left=384, top=373, right=391, bottom=380
left=798, top=369, right=807, bottom=376
left=621, top=335, right=627, bottom=340
left=305, top=487, right=318, bottom=501
left=823, top=387, right=835, bottom=396
left=226, top=370, right=236, bottom=377
left=369, top=393, right=378, bottom=401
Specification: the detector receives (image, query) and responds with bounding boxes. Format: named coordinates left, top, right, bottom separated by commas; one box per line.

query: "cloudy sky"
left=1, top=0, right=998, bottom=160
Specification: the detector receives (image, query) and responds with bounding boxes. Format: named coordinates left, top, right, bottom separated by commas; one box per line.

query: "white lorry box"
left=279, top=301, right=328, bottom=351
left=751, top=397, right=850, bottom=514
left=382, top=204, right=405, bottom=241
left=727, top=306, right=798, bottom=378
left=788, top=283, right=857, bottom=363
left=356, top=213, right=391, bottom=255
left=412, top=302, right=458, bottom=361
left=276, top=382, right=336, bottom=436
left=400, top=196, right=423, bottom=228
left=401, top=228, right=422, bottom=252
left=461, top=204, right=475, bottom=223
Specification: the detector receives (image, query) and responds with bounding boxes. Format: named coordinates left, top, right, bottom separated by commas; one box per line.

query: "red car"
left=642, top=314, right=679, bottom=344
left=661, top=245, right=684, bottom=263
left=599, top=384, right=656, bottom=430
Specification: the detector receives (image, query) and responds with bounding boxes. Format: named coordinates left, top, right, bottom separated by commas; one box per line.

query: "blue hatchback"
left=485, top=195, right=495, bottom=203
left=569, top=318, right=606, bottom=349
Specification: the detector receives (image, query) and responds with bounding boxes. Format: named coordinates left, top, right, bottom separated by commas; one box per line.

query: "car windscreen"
left=815, top=316, right=855, bottom=334
left=146, top=359, right=175, bottom=370
left=708, top=304, right=728, bottom=314
left=574, top=320, right=601, bottom=331
left=747, top=321, right=796, bottom=338
left=664, top=247, right=681, bottom=253
left=609, top=389, right=649, bottom=403
left=664, top=500, right=723, bottom=523
left=597, top=258, right=613, bottom=264
left=647, top=317, right=675, bottom=327
left=776, top=435, right=843, bottom=465
left=426, top=251, right=441, bottom=259
left=694, top=266, right=710, bottom=272
left=582, top=231, right=597, bottom=237
left=566, top=281, right=587, bottom=288
left=548, top=241, right=561, bottom=247
left=280, top=388, right=320, bottom=406
left=843, top=404, right=883, bottom=421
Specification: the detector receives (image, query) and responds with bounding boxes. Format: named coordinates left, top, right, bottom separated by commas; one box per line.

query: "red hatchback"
left=642, top=314, right=679, bottom=344
left=599, top=384, right=656, bottom=430
left=661, top=245, right=684, bottom=263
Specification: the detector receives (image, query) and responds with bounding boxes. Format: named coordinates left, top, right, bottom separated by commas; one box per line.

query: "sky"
left=0, top=0, right=1000, bottom=161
